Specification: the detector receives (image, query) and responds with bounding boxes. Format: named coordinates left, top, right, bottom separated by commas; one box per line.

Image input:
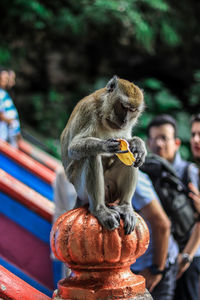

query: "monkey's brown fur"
left=61, top=76, right=146, bottom=234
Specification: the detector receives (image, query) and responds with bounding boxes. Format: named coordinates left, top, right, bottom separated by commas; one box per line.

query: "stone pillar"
left=50, top=206, right=152, bottom=300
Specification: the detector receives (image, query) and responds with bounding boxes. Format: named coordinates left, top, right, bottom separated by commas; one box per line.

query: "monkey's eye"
left=129, top=107, right=138, bottom=113
left=121, top=103, right=128, bottom=110
left=121, top=103, right=126, bottom=109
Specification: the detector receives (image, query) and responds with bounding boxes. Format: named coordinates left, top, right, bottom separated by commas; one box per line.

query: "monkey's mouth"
left=106, top=118, right=122, bottom=130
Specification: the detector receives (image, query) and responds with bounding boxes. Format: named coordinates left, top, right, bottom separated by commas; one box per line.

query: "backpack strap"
left=181, top=162, right=191, bottom=186
left=187, top=162, right=200, bottom=190
left=144, top=153, right=178, bottom=177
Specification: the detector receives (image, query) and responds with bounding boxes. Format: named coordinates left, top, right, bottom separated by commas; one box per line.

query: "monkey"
left=61, top=76, right=146, bottom=234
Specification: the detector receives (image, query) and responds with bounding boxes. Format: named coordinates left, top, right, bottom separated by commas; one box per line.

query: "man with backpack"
left=144, top=114, right=200, bottom=300
left=131, top=170, right=179, bottom=300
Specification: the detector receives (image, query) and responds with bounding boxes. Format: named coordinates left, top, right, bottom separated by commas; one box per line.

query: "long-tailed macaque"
left=61, top=76, right=146, bottom=234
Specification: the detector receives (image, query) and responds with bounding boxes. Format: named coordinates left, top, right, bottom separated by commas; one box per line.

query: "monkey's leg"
left=106, top=160, right=138, bottom=235
left=82, top=155, right=120, bottom=231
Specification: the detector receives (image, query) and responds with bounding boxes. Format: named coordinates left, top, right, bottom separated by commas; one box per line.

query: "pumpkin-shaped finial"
left=50, top=206, right=150, bottom=300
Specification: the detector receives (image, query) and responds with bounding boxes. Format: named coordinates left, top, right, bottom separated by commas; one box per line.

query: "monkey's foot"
left=92, top=205, right=120, bottom=231
left=112, top=204, right=136, bottom=235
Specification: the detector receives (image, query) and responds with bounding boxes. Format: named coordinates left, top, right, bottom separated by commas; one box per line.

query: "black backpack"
left=140, top=154, right=199, bottom=250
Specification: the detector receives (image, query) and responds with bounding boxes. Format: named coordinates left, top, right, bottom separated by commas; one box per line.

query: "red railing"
left=18, top=139, right=61, bottom=172
left=0, top=265, right=51, bottom=300
left=0, top=140, right=56, bottom=185
left=0, top=169, right=54, bottom=222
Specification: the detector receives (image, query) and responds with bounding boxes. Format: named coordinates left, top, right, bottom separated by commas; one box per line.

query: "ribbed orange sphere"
left=50, top=206, right=150, bottom=300
left=50, top=206, right=149, bottom=269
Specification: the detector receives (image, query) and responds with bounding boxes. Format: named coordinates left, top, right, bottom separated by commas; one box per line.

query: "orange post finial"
left=50, top=206, right=152, bottom=300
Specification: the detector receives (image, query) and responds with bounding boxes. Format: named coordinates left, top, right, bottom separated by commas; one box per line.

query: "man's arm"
left=0, top=112, right=13, bottom=124
left=177, top=222, right=200, bottom=279
left=175, top=182, right=200, bottom=278
left=53, top=168, right=77, bottom=224
left=188, top=182, right=200, bottom=214
left=139, top=199, right=171, bottom=292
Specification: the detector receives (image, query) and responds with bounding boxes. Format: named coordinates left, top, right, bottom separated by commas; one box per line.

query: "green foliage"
left=179, top=144, right=191, bottom=161
left=141, top=78, right=182, bottom=112
left=176, top=112, right=191, bottom=143
left=155, top=90, right=182, bottom=111
left=77, top=0, right=177, bottom=52
left=134, top=78, right=192, bottom=160
left=30, top=89, right=70, bottom=138
left=189, top=70, right=200, bottom=106
left=45, top=138, right=61, bottom=159
left=0, top=0, right=180, bottom=55
left=10, top=0, right=52, bottom=28
left=161, top=21, right=181, bottom=46
left=0, top=0, right=199, bottom=159
left=142, top=0, right=169, bottom=11
left=0, top=47, right=10, bottom=65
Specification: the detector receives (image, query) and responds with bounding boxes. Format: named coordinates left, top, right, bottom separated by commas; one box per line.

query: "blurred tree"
left=0, top=0, right=199, bottom=158
left=134, top=78, right=192, bottom=159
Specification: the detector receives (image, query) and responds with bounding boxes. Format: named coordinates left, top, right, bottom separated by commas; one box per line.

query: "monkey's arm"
left=68, top=137, right=120, bottom=160
left=127, top=137, right=147, bottom=168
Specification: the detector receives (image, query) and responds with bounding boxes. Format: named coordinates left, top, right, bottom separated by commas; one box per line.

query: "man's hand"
left=139, top=268, right=162, bottom=292
left=176, top=253, right=191, bottom=279
left=4, top=118, right=13, bottom=126
left=188, top=183, right=200, bottom=214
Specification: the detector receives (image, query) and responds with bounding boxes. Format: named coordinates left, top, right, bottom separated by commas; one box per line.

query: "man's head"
left=190, top=114, right=200, bottom=163
left=0, top=67, right=9, bottom=89
left=7, top=70, right=16, bottom=89
left=147, top=114, right=181, bottom=162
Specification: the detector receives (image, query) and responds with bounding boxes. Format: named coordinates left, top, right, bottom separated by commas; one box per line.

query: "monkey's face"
left=113, top=97, right=143, bottom=128
left=104, top=77, right=144, bottom=130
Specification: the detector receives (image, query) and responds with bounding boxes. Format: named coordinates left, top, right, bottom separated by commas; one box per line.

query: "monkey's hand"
left=68, top=138, right=120, bottom=160
left=128, top=137, right=147, bottom=168
left=102, top=139, right=121, bottom=154
left=112, top=204, right=136, bottom=235
left=92, top=205, right=120, bottom=231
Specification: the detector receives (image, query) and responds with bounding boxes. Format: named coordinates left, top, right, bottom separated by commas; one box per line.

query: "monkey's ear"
left=106, top=75, right=118, bottom=93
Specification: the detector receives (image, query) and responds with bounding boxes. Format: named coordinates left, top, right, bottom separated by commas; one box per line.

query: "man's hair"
left=190, top=113, right=200, bottom=126
left=147, top=114, right=177, bottom=137
left=0, top=66, right=8, bottom=74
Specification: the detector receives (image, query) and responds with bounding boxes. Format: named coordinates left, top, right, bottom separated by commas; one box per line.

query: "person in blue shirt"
left=131, top=170, right=178, bottom=300
left=147, top=114, right=200, bottom=300
left=51, top=166, right=77, bottom=286
left=0, top=67, right=21, bottom=147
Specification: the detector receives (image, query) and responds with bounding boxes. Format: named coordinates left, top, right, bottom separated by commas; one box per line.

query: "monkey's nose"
left=120, top=119, right=127, bottom=126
